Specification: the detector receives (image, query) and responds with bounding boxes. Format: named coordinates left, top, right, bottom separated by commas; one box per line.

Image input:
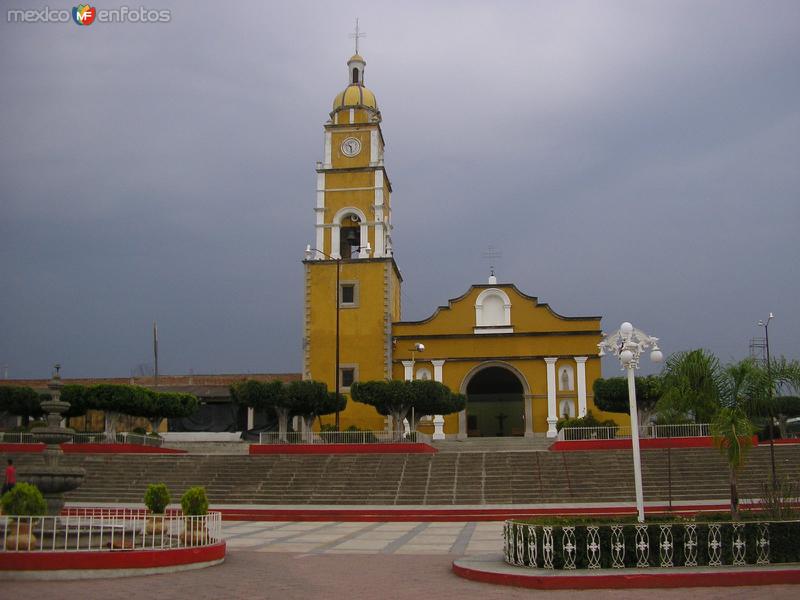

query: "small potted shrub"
left=1, top=482, right=47, bottom=550
left=180, top=486, right=209, bottom=544
left=144, top=483, right=171, bottom=535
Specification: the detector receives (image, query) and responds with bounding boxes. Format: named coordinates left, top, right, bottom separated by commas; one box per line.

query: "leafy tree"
left=593, top=376, right=662, bottom=426
left=230, top=380, right=292, bottom=440
left=287, top=380, right=345, bottom=439
left=351, top=379, right=463, bottom=438
left=406, top=379, right=465, bottom=431
left=710, top=407, right=754, bottom=520
left=0, top=386, right=43, bottom=425
left=655, top=349, right=726, bottom=424
left=351, top=380, right=411, bottom=438
left=60, top=385, right=91, bottom=426
left=145, top=391, right=198, bottom=434
left=86, top=384, right=153, bottom=442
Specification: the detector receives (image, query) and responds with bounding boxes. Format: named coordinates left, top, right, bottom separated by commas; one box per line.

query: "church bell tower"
left=303, top=48, right=402, bottom=430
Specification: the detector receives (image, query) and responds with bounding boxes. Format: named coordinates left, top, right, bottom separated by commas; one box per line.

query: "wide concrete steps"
left=5, top=445, right=798, bottom=506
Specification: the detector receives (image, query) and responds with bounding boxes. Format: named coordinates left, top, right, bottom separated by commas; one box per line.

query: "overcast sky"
left=1, top=1, right=798, bottom=379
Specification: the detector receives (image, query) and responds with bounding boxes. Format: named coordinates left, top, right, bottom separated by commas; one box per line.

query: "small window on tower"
left=341, top=284, right=355, bottom=304
left=339, top=282, right=358, bottom=306
left=340, top=367, right=356, bottom=389
left=352, top=67, right=359, bottom=84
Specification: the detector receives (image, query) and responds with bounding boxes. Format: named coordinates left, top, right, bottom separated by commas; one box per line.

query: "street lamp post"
left=598, top=322, right=663, bottom=523
left=757, top=312, right=776, bottom=488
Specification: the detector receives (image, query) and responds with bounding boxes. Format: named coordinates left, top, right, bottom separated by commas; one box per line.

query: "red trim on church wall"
left=0, top=443, right=185, bottom=454
left=248, top=443, right=437, bottom=455
left=0, top=541, right=225, bottom=572
left=550, top=435, right=759, bottom=452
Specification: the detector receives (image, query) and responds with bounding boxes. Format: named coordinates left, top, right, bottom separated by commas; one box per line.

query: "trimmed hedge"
left=505, top=519, right=800, bottom=569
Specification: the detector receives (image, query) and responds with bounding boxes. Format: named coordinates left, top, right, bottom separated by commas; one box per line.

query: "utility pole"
left=153, top=321, right=159, bottom=387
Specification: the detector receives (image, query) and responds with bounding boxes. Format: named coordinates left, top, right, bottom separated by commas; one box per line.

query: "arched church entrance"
left=464, top=365, right=525, bottom=437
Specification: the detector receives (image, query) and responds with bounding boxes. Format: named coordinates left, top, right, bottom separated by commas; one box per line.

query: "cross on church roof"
left=349, top=18, right=366, bottom=54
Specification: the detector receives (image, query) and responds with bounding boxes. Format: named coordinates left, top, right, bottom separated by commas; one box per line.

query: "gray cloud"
left=1, top=0, right=798, bottom=378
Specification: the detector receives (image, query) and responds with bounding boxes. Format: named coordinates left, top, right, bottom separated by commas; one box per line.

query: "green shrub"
left=144, top=483, right=171, bottom=514
left=132, top=426, right=147, bottom=436
left=180, top=486, right=208, bottom=515
left=1, top=482, right=47, bottom=516
left=556, top=411, right=618, bottom=438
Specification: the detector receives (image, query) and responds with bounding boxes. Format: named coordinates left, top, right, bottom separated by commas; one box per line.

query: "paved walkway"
left=223, top=520, right=502, bottom=554
left=5, top=521, right=799, bottom=599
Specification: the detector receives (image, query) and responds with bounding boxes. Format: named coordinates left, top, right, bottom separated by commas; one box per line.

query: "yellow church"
left=303, top=52, right=625, bottom=439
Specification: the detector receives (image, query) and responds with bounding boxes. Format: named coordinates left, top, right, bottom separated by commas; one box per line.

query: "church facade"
left=303, top=53, right=625, bottom=438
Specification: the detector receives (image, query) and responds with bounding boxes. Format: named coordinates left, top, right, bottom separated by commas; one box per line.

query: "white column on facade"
left=247, top=407, right=254, bottom=430
left=315, top=173, right=325, bottom=255
left=431, top=360, right=445, bottom=382
left=575, top=356, right=588, bottom=417
left=373, top=170, right=385, bottom=257
left=331, top=222, right=341, bottom=259
left=324, top=131, right=332, bottom=168
left=370, top=129, right=378, bottom=164
left=431, top=360, right=446, bottom=440
left=358, top=222, right=370, bottom=258
left=401, top=360, right=414, bottom=381
left=545, top=357, right=558, bottom=438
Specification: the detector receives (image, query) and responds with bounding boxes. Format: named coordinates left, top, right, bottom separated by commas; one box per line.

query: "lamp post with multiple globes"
left=598, top=322, right=663, bottom=522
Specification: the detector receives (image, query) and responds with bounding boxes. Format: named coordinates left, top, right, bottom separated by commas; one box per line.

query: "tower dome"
left=332, top=54, right=378, bottom=112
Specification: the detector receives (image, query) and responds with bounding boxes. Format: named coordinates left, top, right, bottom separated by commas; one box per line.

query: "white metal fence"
left=0, top=431, right=162, bottom=446
left=1, top=510, right=222, bottom=552
left=258, top=430, right=429, bottom=444
left=557, top=423, right=711, bottom=441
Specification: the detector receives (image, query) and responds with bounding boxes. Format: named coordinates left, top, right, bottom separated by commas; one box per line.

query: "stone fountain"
left=18, top=365, right=86, bottom=515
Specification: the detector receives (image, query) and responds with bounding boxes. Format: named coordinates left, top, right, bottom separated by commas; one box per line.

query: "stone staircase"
left=4, top=445, right=798, bottom=507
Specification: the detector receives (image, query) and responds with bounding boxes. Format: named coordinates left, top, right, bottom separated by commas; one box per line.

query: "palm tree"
left=710, top=407, right=754, bottom=520
left=726, top=357, right=800, bottom=488
left=656, top=349, right=727, bottom=424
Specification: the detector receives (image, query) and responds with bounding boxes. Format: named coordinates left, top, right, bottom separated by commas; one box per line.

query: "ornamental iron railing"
left=1, top=510, right=222, bottom=552
left=258, top=430, right=429, bottom=444
left=503, top=520, right=797, bottom=570
left=0, top=431, right=162, bottom=446
left=557, top=423, right=711, bottom=441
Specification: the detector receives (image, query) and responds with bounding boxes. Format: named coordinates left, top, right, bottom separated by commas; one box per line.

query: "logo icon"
left=72, top=4, right=96, bottom=26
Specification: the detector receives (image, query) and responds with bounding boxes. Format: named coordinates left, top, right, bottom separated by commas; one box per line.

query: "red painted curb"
left=249, top=443, right=437, bottom=454
left=452, top=561, right=800, bottom=589
left=0, top=443, right=185, bottom=454
left=211, top=503, right=733, bottom=522
left=0, top=541, right=225, bottom=571
left=550, top=436, right=759, bottom=452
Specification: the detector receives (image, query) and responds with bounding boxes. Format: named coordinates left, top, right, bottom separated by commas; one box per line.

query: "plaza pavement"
left=5, top=520, right=800, bottom=599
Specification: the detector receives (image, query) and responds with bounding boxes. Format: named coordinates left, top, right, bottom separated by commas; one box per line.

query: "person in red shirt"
left=2, top=458, right=16, bottom=495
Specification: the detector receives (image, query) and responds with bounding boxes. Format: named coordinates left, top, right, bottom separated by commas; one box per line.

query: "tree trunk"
left=301, top=416, right=315, bottom=443
left=275, top=407, right=289, bottom=442
left=730, top=466, right=739, bottom=521
left=104, top=411, right=119, bottom=443
left=149, top=417, right=163, bottom=435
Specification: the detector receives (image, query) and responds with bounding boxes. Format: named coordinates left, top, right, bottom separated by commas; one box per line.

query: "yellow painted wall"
left=305, top=258, right=401, bottom=431
left=389, top=284, right=626, bottom=435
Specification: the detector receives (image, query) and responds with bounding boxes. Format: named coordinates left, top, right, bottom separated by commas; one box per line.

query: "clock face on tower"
left=341, top=137, right=362, bottom=157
